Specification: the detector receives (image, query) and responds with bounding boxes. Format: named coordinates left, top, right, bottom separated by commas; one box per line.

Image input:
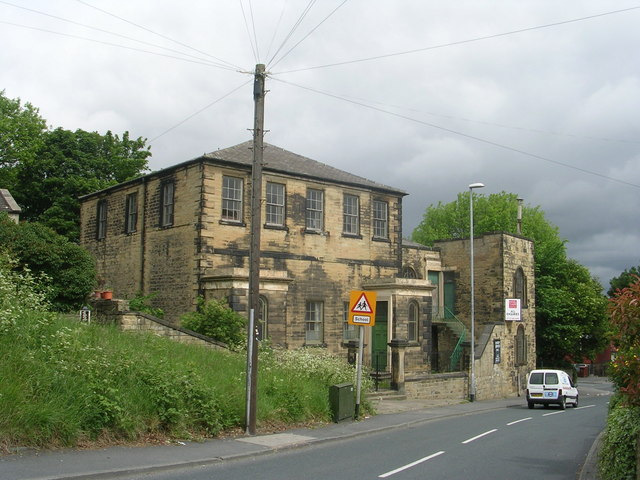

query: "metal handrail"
left=433, top=306, right=468, bottom=372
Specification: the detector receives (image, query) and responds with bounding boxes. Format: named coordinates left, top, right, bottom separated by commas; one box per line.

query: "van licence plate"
left=530, top=393, right=542, bottom=397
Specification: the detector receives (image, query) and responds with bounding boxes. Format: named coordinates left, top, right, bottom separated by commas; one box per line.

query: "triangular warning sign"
left=351, top=293, right=373, bottom=314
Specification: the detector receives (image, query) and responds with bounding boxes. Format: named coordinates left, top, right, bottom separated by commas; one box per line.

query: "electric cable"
left=273, top=5, right=640, bottom=74
left=272, top=77, right=640, bottom=189
left=149, top=79, right=252, bottom=143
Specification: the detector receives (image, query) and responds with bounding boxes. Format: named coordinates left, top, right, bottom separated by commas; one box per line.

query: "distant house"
left=79, top=141, right=535, bottom=400
left=0, top=189, right=21, bottom=223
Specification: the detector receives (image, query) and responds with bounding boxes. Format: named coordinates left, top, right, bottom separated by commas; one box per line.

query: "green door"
left=371, top=301, right=388, bottom=371
left=444, top=271, right=456, bottom=319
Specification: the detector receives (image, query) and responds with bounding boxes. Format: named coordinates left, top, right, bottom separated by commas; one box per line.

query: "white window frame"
left=305, top=301, right=324, bottom=344
left=343, top=194, right=360, bottom=235
left=373, top=199, right=388, bottom=239
left=305, top=188, right=324, bottom=231
left=266, top=182, right=285, bottom=226
left=222, top=176, right=243, bottom=222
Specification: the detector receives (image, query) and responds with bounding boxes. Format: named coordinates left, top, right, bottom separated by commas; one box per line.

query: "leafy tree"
left=181, top=297, right=247, bottom=350
left=608, top=265, right=640, bottom=297
left=412, top=191, right=609, bottom=366
left=0, top=213, right=95, bottom=311
left=0, top=90, right=47, bottom=189
left=609, top=275, right=640, bottom=405
left=11, top=127, right=151, bottom=241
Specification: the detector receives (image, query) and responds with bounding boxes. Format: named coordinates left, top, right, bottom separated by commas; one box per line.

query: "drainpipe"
left=140, top=177, right=147, bottom=293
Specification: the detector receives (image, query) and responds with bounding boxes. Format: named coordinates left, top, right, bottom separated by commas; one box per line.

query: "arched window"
left=408, top=301, right=419, bottom=341
left=402, top=266, right=418, bottom=279
left=515, top=324, right=527, bottom=365
left=257, top=296, right=268, bottom=341
left=513, top=267, right=528, bottom=307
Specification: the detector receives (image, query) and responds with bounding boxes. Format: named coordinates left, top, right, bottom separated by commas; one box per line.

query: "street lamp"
left=469, top=182, right=484, bottom=402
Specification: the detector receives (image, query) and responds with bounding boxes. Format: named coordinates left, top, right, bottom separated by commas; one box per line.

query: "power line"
left=0, top=20, right=238, bottom=71
left=266, top=0, right=316, bottom=67
left=272, top=77, right=640, bottom=189
left=269, top=83, right=638, bottom=145
left=0, top=0, right=235, bottom=71
left=149, top=79, right=252, bottom=143
left=273, top=5, right=640, bottom=74
left=269, top=0, right=350, bottom=70
left=264, top=0, right=289, bottom=63
left=75, top=0, right=242, bottom=71
left=239, top=0, right=259, bottom=63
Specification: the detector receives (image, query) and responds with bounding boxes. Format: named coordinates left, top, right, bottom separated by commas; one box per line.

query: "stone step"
left=366, top=390, right=407, bottom=401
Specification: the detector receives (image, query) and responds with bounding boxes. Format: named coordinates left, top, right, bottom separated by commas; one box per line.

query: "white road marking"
left=507, top=417, right=532, bottom=426
left=542, top=410, right=565, bottom=416
left=575, top=405, right=595, bottom=410
left=462, top=429, right=498, bottom=444
left=378, top=451, right=445, bottom=478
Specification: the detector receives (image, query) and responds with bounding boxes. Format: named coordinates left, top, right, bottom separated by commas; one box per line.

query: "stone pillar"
left=388, top=339, right=409, bottom=393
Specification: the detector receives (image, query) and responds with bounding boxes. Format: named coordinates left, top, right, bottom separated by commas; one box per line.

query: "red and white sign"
left=505, top=298, right=522, bottom=321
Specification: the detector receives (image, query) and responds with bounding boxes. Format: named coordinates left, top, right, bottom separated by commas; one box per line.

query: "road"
left=119, top=395, right=609, bottom=480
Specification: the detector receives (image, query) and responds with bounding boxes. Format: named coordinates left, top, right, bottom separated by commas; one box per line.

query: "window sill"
left=219, top=219, right=246, bottom=227
left=264, top=224, right=288, bottom=232
left=372, top=236, right=390, bottom=243
left=342, top=233, right=362, bottom=239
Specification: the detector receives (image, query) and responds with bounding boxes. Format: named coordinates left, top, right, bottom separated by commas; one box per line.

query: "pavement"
left=0, top=376, right=613, bottom=480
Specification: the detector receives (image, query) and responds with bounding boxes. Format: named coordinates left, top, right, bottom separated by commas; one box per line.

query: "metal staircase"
left=433, top=306, right=469, bottom=372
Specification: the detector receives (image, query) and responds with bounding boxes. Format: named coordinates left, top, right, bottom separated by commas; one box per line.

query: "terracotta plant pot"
left=101, top=290, right=113, bottom=300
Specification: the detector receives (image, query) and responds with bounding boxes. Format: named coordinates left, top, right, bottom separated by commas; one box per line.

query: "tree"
left=12, top=127, right=151, bottom=241
left=0, top=90, right=47, bottom=189
left=412, top=191, right=609, bottom=366
left=609, top=275, right=640, bottom=405
left=0, top=213, right=95, bottom=311
left=608, top=265, right=640, bottom=297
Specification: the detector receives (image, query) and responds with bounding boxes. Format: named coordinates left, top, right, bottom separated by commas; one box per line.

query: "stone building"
left=0, top=189, right=21, bottom=223
left=79, top=141, right=535, bottom=400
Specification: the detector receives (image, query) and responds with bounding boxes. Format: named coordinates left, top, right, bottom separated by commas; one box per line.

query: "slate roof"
left=202, top=141, right=406, bottom=196
left=0, top=189, right=21, bottom=213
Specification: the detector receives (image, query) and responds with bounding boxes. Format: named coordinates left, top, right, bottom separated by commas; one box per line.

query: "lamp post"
left=469, top=182, right=484, bottom=402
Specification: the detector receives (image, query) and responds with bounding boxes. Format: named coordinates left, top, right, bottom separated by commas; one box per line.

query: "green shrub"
left=599, top=403, right=640, bottom=480
left=128, top=291, right=165, bottom=318
left=0, top=213, right=95, bottom=311
left=181, top=297, right=247, bottom=349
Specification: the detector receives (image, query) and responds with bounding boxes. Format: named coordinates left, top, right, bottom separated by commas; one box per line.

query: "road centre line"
left=378, top=451, right=445, bottom=478
left=507, top=417, right=532, bottom=426
left=542, top=410, right=565, bottom=416
left=576, top=405, right=595, bottom=410
left=462, top=429, right=498, bottom=444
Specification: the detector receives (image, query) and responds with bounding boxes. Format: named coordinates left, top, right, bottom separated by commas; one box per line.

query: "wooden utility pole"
left=245, top=63, right=266, bottom=435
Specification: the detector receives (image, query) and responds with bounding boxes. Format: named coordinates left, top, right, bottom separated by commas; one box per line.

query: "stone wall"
left=405, top=372, right=468, bottom=401
left=90, top=298, right=226, bottom=351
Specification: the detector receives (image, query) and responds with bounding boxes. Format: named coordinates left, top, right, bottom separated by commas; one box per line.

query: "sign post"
left=348, top=291, right=377, bottom=419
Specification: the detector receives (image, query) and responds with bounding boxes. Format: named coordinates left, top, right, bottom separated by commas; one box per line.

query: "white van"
left=525, top=369, right=578, bottom=409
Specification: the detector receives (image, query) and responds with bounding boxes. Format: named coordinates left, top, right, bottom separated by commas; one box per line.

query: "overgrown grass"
left=0, top=314, right=371, bottom=450
left=0, top=253, right=371, bottom=451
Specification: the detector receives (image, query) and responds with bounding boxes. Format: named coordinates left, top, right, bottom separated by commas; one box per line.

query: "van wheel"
left=528, top=401, right=534, bottom=409
left=559, top=396, right=566, bottom=410
left=573, top=396, right=579, bottom=408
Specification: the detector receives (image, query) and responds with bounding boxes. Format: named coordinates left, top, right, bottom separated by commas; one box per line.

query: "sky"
left=1, top=1, right=639, bottom=287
